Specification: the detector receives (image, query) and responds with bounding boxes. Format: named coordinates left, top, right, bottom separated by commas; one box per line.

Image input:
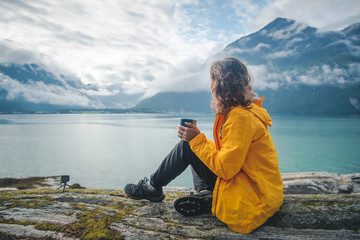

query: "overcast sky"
left=1, top=0, right=360, bottom=99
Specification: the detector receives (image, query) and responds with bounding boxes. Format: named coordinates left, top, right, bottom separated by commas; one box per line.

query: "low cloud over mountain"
left=136, top=18, right=360, bottom=114
left=0, top=62, right=141, bottom=112
left=0, top=18, right=359, bottom=114
left=219, top=17, right=360, bottom=89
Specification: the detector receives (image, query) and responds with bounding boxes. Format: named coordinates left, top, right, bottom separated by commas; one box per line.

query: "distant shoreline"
left=0, top=107, right=162, bottom=115
left=1, top=172, right=359, bottom=195
left=1, top=110, right=360, bottom=117
left=0, top=176, right=84, bottom=191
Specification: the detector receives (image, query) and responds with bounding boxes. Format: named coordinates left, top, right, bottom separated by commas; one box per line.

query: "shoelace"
left=134, top=177, right=148, bottom=195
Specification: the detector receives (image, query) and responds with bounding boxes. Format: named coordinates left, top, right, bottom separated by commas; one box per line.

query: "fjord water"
left=0, top=113, right=359, bottom=189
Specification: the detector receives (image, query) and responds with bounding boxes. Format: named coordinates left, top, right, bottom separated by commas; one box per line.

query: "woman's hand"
left=177, top=122, right=201, bottom=142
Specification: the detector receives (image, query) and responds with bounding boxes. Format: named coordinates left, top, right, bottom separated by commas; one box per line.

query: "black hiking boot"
left=124, top=177, right=165, bottom=202
left=174, top=190, right=213, bottom=216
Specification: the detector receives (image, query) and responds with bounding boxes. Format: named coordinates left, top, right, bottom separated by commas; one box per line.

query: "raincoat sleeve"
left=190, top=111, right=256, bottom=180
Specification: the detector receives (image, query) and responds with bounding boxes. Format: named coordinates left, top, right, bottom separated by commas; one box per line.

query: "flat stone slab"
left=282, top=172, right=360, bottom=194
left=0, top=187, right=359, bottom=239
left=1, top=205, right=76, bottom=226
left=0, top=223, right=75, bottom=239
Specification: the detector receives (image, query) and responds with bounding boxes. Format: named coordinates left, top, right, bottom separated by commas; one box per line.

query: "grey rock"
left=0, top=223, right=76, bottom=239
left=265, top=194, right=360, bottom=230
left=282, top=172, right=360, bottom=194
left=283, top=179, right=334, bottom=194
left=353, top=184, right=360, bottom=193
left=338, top=184, right=353, bottom=193
left=0, top=173, right=360, bottom=239
left=349, top=173, right=360, bottom=182
left=0, top=206, right=77, bottom=226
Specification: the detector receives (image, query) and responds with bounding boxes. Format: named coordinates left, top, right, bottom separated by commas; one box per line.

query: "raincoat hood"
left=248, top=97, right=272, bottom=127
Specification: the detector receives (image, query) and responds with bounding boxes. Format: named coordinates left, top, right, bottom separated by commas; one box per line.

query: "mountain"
left=135, top=84, right=360, bottom=115
left=1, top=18, right=360, bottom=114
left=135, top=91, right=212, bottom=113
left=256, top=84, right=360, bottom=114
left=0, top=63, right=141, bottom=113
left=222, top=17, right=360, bottom=79
left=136, top=18, right=360, bottom=114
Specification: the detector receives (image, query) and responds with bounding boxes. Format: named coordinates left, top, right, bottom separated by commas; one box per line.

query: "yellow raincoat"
left=189, top=98, right=283, bottom=233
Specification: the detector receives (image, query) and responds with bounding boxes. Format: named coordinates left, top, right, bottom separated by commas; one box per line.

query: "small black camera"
left=60, top=175, right=70, bottom=183
left=57, top=175, right=71, bottom=192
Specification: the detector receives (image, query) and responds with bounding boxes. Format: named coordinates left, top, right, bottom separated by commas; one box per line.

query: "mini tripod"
left=57, top=175, right=71, bottom=193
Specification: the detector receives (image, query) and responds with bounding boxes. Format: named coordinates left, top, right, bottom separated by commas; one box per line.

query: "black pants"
left=150, top=140, right=217, bottom=192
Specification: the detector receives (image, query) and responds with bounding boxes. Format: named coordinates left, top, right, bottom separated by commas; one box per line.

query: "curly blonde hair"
left=210, top=57, right=260, bottom=115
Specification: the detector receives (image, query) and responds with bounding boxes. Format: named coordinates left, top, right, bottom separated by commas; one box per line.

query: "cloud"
left=0, top=74, right=103, bottom=107
left=266, top=50, right=295, bottom=59
left=248, top=64, right=282, bottom=89
left=248, top=62, right=360, bottom=90
left=268, top=22, right=308, bottom=39
left=240, top=0, right=360, bottom=34
left=349, top=98, right=360, bottom=110
left=0, top=0, right=228, bottom=97
left=0, top=0, right=359, bottom=104
left=253, top=43, right=271, bottom=52
left=143, top=56, right=210, bottom=98
left=0, top=41, right=44, bottom=64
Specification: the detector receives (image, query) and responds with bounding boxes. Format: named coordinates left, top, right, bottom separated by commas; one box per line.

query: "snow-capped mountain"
left=1, top=17, right=359, bottom=114
left=136, top=18, right=360, bottom=114
left=220, top=17, right=360, bottom=88
left=0, top=63, right=141, bottom=113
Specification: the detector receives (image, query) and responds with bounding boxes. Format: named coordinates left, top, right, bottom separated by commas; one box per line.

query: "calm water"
left=0, top=113, right=359, bottom=189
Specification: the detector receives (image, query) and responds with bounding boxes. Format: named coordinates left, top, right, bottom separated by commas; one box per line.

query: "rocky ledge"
left=0, top=172, right=359, bottom=240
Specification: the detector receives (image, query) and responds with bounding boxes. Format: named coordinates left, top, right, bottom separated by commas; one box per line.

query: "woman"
left=125, top=57, right=283, bottom=234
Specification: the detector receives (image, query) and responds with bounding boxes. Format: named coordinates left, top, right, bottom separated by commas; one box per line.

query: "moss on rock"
left=0, top=177, right=51, bottom=190
left=0, top=186, right=360, bottom=239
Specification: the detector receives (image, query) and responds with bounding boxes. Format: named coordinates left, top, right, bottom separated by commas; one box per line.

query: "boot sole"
left=124, top=189, right=165, bottom=202
left=174, top=195, right=212, bottom=216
